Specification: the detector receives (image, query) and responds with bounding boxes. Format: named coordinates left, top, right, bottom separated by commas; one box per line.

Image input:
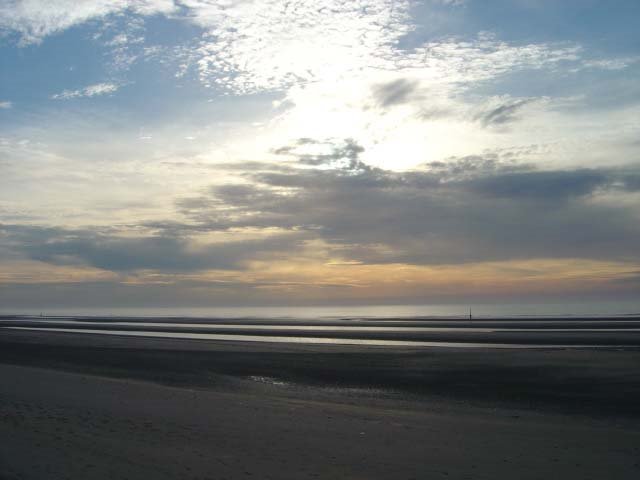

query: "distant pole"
left=469, top=307, right=472, bottom=323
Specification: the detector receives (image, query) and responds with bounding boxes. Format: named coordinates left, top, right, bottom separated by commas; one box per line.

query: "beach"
left=2, top=321, right=640, bottom=479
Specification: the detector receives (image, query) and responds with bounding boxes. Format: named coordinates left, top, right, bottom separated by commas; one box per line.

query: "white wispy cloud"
left=399, top=34, right=582, bottom=86
left=184, top=5, right=589, bottom=96
left=186, top=0, right=413, bottom=94
left=0, top=0, right=175, bottom=45
left=582, top=57, right=640, bottom=71
left=93, top=15, right=148, bottom=72
left=1, top=1, right=631, bottom=96
left=51, top=82, right=120, bottom=100
left=437, top=0, right=467, bottom=5
left=0, top=101, right=12, bottom=109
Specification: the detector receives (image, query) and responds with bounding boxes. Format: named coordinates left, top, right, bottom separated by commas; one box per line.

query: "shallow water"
left=7, top=326, right=634, bottom=349
left=5, top=318, right=640, bottom=333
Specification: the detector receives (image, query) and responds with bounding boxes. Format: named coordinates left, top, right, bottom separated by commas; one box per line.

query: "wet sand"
left=1, top=327, right=640, bottom=479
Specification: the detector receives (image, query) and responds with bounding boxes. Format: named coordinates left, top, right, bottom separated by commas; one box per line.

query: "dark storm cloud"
left=468, top=169, right=609, bottom=200
left=621, top=173, right=640, bottom=191
left=0, top=224, right=304, bottom=272
left=174, top=139, right=640, bottom=266
left=372, top=78, right=420, bottom=108
left=475, top=98, right=536, bottom=127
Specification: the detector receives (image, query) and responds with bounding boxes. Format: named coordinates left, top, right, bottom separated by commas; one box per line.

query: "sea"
left=2, top=300, right=640, bottom=319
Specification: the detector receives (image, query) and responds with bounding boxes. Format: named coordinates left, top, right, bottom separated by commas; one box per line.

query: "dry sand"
left=1, top=328, right=640, bottom=479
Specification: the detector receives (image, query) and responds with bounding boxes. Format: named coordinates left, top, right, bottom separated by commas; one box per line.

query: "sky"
left=0, top=0, right=639, bottom=308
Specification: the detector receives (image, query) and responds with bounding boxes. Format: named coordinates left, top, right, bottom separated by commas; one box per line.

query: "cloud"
left=51, top=82, right=120, bottom=100
left=468, top=169, right=609, bottom=200
left=189, top=10, right=593, bottom=95
left=189, top=0, right=413, bottom=93
left=2, top=1, right=629, bottom=98
left=0, top=100, right=12, bottom=109
left=0, top=223, right=305, bottom=272
left=474, top=97, right=539, bottom=127
left=372, top=78, right=420, bottom=108
left=2, top=136, right=639, bottom=304
left=621, top=174, right=640, bottom=192
left=401, top=34, right=582, bottom=86
left=250, top=28, right=611, bottom=169
left=582, top=57, right=640, bottom=71
left=435, top=0, right=466, bottom=5
left=0, top=0, right=175, bottom=45
left=274, top=138, right=368, bottom=171
left=169, top=139, right=640, bottom=267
